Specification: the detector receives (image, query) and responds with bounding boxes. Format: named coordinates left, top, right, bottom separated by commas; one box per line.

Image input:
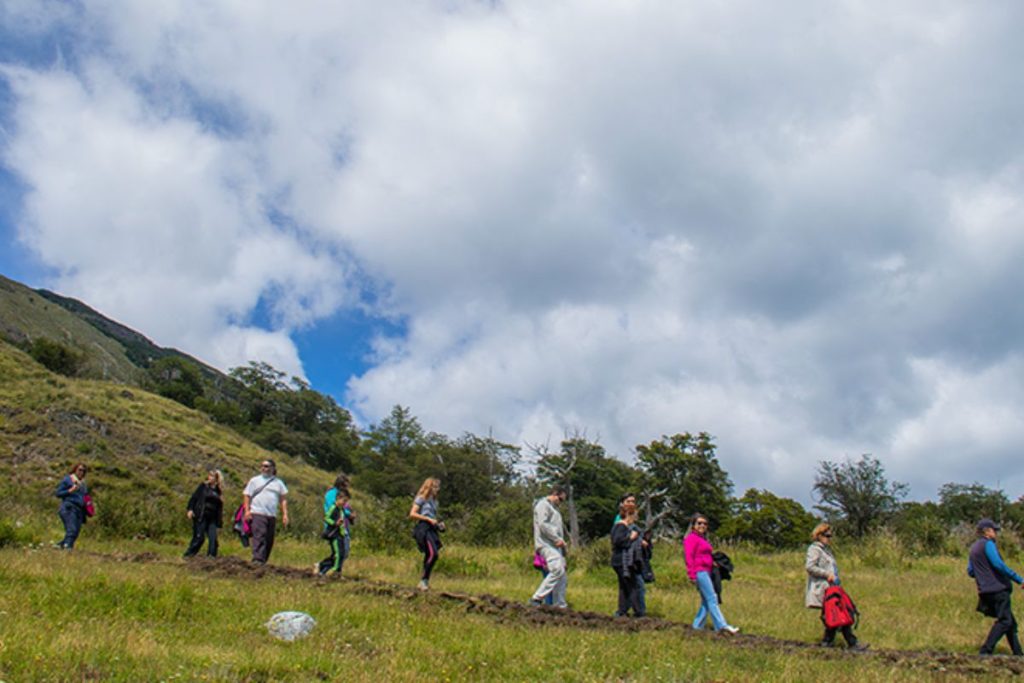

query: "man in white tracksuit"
left=530, top=485, right=569, bottom=608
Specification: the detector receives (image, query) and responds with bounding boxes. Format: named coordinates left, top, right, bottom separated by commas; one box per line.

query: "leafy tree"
left=148, top=356, right=204, bottom=408
left=812, top=455, right=908, bottom=537
left=427, top=433, right=521, bottom=508
left=28, top=338, right=82, bottom=376
left=356, top=405, right=430, bottom=498
left=222, top=361, right=359, bottom=471
left=937, top=482, right=1009, bottom=526
left=635, top=432, right=733, bottom=532
left=536, top=437, right=639, bottom=544
left=719, top=489, right=817, bottom=549
left=230, top=361, right=289, bottom=425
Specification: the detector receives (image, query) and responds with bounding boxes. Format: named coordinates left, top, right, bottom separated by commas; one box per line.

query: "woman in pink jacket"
left=683, top=513, right=739, bottom=635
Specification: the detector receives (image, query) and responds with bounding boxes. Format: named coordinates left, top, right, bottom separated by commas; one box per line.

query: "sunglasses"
left=260, top=464, right=272, bottom=469
left=822, top=532, right=833, bottom=538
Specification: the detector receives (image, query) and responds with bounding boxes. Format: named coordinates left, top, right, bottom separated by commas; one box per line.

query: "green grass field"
left=2, top=532, right=1021, bottom=682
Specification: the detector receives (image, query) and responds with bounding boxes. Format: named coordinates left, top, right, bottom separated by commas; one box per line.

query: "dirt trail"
left=106, top=552, right=1024, bottom=678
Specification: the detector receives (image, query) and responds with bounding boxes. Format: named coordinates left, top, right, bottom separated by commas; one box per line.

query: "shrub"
left=28, top=338, right=82, bottom=376
left=0, top=517, right=38, bottom=548
left=460, top=498, right=533, bottom=547
left=356, top=496, right=414, bottom=553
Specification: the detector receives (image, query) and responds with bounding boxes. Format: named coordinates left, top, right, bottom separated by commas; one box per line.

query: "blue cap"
left=977, top=518, right=1001, bottom=532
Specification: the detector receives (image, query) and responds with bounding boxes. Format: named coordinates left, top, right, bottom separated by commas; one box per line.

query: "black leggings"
left=421, top=536, right=439, bottom=580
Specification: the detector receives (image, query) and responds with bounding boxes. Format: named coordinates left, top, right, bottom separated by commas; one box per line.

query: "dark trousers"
left=184, top=518, right=219, bottom=557
left=823, top=624, right=858, bottom=646
left=58, top=502, right=84, bottom=549
left=318, top=534, right=348, bottom=575
left=249, top=514, right=276, bottom=564
left=980, top=590, right=1023, bottom=655
left=614, top=566, right=644, bottom=617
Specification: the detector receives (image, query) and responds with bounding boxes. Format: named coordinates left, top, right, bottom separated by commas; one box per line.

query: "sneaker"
left=848, top=643, right=868, bottom=652
left=417, top=580, right=429, bottom=592
left=818, top=640, right=836, bottom=648
left=720, top=625, right=740, bottom=635
left=529, top=598, right=543, bottom=607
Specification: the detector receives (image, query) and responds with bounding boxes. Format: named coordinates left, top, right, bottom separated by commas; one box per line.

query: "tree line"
left=140, top=357, right=1024, bottom=553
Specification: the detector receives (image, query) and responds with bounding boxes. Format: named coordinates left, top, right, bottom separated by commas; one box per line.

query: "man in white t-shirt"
left=243, top=459, right=289, bottom=564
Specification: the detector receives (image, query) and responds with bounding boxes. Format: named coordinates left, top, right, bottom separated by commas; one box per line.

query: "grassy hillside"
left=0, top=274, right=142, bottom=383
left=0, top=339, right=336, bottom=541
left=0, top=539, right=1016, bottom=681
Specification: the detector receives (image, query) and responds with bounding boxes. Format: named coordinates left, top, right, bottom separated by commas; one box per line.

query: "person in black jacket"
left=184, top=469, right=224, bottom=558
left=611, top=500, right=644, bottom=617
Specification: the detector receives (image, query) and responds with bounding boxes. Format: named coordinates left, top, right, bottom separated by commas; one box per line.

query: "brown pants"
left=250, top=514, right=276, bottom=563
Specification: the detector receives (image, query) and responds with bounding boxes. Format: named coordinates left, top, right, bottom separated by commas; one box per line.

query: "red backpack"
left=821, top=585, right=858, bottom=629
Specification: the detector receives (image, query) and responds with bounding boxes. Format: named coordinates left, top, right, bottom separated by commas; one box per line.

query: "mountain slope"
left=0, top=339, right=330, bottom=540
left=0, top=274, right=142, bottom=383
left=0, top=272, right=232, bottom=387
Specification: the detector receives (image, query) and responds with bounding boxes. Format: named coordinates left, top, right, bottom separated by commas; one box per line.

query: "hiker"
left=806, top=523, right=864, bottom=650
left=183, top=469, right=224, bottom=558
left=410, top=477, right=444, bottom=591
left=54, top=462, right=89, bottom=550
left=611, top=500, right=645, bottom=617
left=684, top=513, right=739, bottom=635
left=530, top=484, right=568, bottom=608
left=613, top=493, right=649, bottom=615
left=242, top=459, right=289, bottom=564
left=318, top=474, right=355, bottom=576
left=968, top=518, right=1024, bottom=655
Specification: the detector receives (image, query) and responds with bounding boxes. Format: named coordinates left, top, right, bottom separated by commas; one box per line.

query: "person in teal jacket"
left=317, top=474, right=355, bottom=575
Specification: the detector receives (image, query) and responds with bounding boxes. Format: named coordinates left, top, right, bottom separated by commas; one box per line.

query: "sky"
left=3, top=0, right=1024, bottom=505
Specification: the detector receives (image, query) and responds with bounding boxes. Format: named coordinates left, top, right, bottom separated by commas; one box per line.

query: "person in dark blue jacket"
left=968, top=518, right=1024, bottom=655
left=54, top=463, right=89, bottom=549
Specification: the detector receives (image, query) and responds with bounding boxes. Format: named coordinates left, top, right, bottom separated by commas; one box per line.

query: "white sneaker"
left=417, top=579, right=429, bottom=592
left=721, top=625, right=739, bottom=635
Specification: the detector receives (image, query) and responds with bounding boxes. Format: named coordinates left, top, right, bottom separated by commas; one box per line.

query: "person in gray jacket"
left=530, top=485, right=568, bottom=608
left=805, top=523, right=865, bottom=650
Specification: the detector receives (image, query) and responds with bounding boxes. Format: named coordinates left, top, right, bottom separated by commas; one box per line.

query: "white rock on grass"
left=266, top=611, right=316, bottom=641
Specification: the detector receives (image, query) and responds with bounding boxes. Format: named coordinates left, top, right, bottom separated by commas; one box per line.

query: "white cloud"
left=4, top=1, right=1024, bottom=502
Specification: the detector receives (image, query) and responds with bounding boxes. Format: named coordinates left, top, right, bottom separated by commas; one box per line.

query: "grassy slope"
left=0, top=274, right=142, bottom=383
left=0, top=339, right=334, bottom=539
left=0, top=540, right=1009, bottom=682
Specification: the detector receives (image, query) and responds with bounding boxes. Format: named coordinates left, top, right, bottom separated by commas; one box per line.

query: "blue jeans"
left=693, top=570, right=729, bottom=631
left=58, top=501, right=84, bottom=549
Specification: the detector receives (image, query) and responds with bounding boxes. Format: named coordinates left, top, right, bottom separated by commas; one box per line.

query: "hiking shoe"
left=529, top=598, right=543, bottom=607
left=848, top=643, right=868, bottom=652
left=720, top=625, right=740, bottom=635
left=818, top=641, right=836, bottom=648
left=417, top=580, right=430, bottom=592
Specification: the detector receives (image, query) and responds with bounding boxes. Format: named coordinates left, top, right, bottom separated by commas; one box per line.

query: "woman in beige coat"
left=805, top=523, right=864, bottom=650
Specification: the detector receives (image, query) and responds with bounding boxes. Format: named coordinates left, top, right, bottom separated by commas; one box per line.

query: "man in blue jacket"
left=968, top=518, right=1024, bottom=655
